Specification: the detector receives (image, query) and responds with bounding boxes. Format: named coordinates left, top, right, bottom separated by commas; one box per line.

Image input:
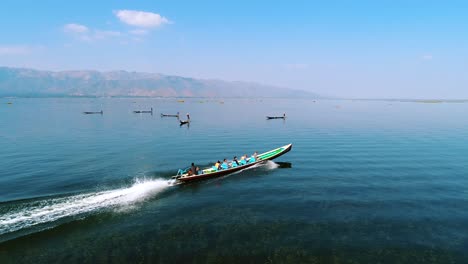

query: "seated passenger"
left=221, top=158, right=229, bottom=169
left=249, top=152, right=258, bottom=163
left=212, top=160, right=221, bottom=171
left=231, top=156, right=239, bottom=167
left=240, top=154, right=248, bottom=164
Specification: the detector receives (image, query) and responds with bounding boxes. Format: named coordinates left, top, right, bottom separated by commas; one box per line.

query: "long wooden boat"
left=171, top=143, right=292, bottom=184
left=266, top=113, right=286, bottom=120
left=179, top=113, right=190, bottom=125
left=83, top=110, right=103, bottom=114
left=133, top=108, right=153, bottom=114
left=161, top=112, right=179, bottom=117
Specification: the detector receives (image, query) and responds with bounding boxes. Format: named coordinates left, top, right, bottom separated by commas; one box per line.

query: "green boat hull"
left=173, top=144, right=292, bottom=183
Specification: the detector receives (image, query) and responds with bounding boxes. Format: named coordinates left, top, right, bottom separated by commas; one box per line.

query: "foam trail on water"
left=218, top=160, right=279, bottom=179
left=0, top=178, right=169, bottom=235
left=264, top=160, right=280, bottom=170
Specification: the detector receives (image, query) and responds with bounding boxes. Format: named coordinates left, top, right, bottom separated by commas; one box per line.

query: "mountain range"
left=0, top=67, right=320, bottom=98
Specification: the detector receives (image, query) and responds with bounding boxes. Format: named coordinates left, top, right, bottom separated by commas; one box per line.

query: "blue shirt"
left=221, top=162, right=229, bottom=169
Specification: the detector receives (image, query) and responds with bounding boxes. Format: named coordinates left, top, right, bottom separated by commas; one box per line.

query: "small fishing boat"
left=133, top=108, right=153, bottom=114
left=171, top=143, right=292, bottom=184
left=83, top=110, right=103, bottom=114
left=161, top=112, right=180, bottom=117
left=266, top=113, right=286, bottom=120
left=180, top=113, right=190, bottom=125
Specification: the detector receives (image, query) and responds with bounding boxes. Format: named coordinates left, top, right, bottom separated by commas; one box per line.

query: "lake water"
left=1, top=98, right=468, bottom=263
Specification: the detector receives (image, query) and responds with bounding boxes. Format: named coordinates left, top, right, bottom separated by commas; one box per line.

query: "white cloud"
left=63, top=23, right=122, bottom=42
left=422, top=54, right=433, bottom=60
left=115, top=10, right=171, bottom=28
left=63, top=23, right=89, bottom=34
left=129, top=29, right=149, bottom=35
left=0, top=45, right=30, bottom=55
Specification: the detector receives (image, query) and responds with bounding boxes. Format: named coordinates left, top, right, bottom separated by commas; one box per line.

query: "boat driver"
left=188, top=162, right=199, bottom=175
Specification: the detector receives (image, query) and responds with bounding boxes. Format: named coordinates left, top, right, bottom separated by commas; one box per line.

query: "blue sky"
left=1, top=0, right=467, bottom=98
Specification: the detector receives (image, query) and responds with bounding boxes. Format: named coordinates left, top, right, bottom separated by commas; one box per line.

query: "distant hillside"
left=0, top=67, right=320, bottom=98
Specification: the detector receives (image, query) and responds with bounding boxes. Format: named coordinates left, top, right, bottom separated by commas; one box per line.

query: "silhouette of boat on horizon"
left=133, top=108, right=153, bottom=114
left=83, top=110, right=103, bottom=115
left=266, top=113, right=286, bottom=120
left=161, top=112, right=179, bottom=118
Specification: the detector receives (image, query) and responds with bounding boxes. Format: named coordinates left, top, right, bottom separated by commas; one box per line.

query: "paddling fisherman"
left=180, top=113, right=191, bottom=125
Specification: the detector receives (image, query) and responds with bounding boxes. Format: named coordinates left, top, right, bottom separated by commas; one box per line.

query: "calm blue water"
left=1, top=98, right=468, bottom=263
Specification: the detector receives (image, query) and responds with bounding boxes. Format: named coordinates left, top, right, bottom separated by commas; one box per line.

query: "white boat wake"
left=214, top=160, right=279, bottom=181
left=0, top=178, right=169, bottom=236
left=263, top=160, right=280, bottom=170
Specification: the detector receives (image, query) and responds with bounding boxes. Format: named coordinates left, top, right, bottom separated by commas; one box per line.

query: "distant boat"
left=6, top=102, right=12, bottom=105
left=177, top=100, right=185, bottom=103
left=83, top=110, right=103, bottom=115
left=133, top=108, right=153, bottom=114
left=180, top=113, right=190, bottom=125
left=161, top=112, right=179, bottom=117
left=266, top=113, right=286, bottom=120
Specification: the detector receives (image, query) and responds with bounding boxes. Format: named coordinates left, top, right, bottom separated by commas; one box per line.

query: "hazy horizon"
left=1, top=1, right=467, bottom=99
